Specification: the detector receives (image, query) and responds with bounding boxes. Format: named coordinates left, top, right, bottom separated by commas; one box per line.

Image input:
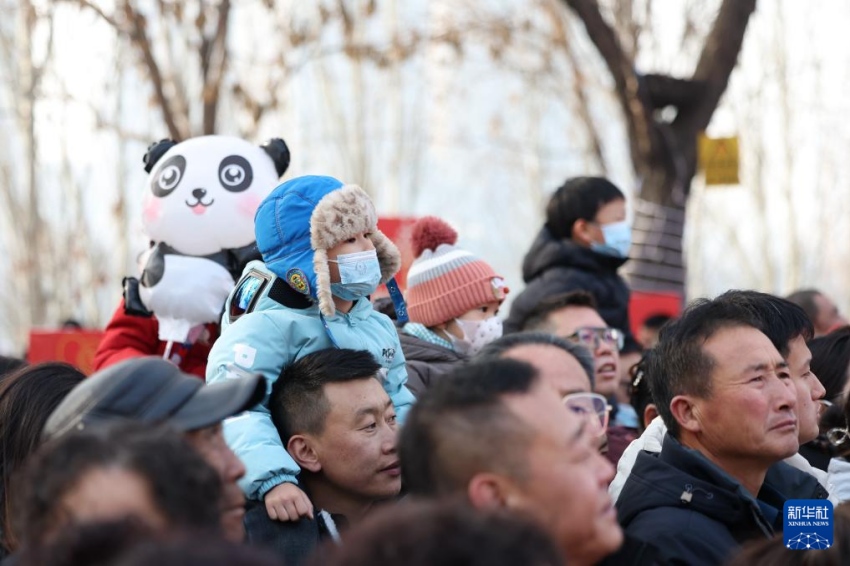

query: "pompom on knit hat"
left=405, top=216, right=508, bottom=327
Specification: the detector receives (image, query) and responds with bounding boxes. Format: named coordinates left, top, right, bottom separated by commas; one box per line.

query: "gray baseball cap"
left=43, top=356, right=266, bottom=440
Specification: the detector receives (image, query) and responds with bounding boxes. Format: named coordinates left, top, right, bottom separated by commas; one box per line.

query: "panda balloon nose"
left=192, top=188, right=207, bottom=200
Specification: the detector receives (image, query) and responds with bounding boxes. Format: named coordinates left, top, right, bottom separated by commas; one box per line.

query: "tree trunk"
left=562, top=0, right=758, bottom=295
left=627, top=195, right=687, bottom=292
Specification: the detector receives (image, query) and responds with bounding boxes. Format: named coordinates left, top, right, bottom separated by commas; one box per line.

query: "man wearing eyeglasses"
left=522, top=292, right=623, bottom=396
left=478, top=333, right=613, bottom=442
left=521, top=291, right=636, bottom=465
left=399, top=358, right=658, bottom=566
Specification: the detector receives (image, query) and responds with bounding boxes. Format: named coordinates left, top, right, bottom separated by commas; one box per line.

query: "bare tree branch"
left=682, top=0, right=758, bottom=133
left=72, top=0, right=188, bottom=138
left=72, top=0, right=125, bottom=31
left=202, top=0, right=231, bottom=134
left=121, top=1, right=185, bottom=139
left=560, top=0, right=658, bottom=166
left=562, top=0, right=758, bottom=292
left=642, top=74, right=704, bottom=111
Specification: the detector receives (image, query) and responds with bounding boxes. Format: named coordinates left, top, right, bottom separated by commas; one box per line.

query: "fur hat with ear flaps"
left=254, top=175, right=401, bottom=317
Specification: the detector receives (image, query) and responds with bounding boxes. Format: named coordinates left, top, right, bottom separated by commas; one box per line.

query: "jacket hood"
left=617, top=435, right=772, bottom=535
left=521, top=226, right=628, bottom=283
left=254, top=175, right=401, bottom=317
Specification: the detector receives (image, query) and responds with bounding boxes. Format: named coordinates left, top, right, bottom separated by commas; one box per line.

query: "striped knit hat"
left=406, top=217, right=508, bottom=327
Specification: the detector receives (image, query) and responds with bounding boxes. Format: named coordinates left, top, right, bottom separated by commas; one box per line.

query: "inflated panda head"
left=141, top=135, right=290, bottom=256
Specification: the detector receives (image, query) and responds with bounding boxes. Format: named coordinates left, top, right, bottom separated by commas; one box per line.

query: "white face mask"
left=448, top=316, right=503, bottom=356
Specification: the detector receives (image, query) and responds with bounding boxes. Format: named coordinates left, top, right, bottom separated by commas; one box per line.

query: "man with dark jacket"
left=505, top=177, right=636, bottom=351
left=520, top=292, right=637, bottom=465
left=248, top=348, right=402, bottom=566
left=616, top=296, right=822, bottom=565
left=609, top=291, right=835, bottom=504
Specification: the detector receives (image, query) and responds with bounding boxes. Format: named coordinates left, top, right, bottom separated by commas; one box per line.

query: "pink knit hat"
left=405, top=217, right=508, bottom=327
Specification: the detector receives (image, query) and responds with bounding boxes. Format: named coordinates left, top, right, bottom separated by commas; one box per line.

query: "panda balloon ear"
left=143, top=139, right=178, bottom=173
left=261, top=138, right=291, bottom=178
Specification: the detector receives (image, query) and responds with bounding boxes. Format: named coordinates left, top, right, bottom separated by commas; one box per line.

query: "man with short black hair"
left=477, top=333, right=617, bottom=445
left=521, top=292, right=621, bottom=399
left=477, top=332, right=595, bottom=394
left=610, top=290, right=833, bottom=503
left=250, top=348, right=400, bottom=565
left=615, top=295, right=826, bottom=565
left=521, top=292, right=599, bottom=337
left=400, top=358, right=631, bottom=566
left=520, top=292, right=637, bottom=462
left=718, top=290, right=827, bottom=473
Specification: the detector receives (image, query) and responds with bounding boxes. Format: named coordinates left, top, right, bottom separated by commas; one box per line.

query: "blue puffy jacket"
left=207, top=262, right=414, bottom=500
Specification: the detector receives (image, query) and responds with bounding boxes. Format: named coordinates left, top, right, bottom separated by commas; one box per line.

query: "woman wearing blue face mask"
left=505, top=177, right=640, bottom=361
left=399, top=217, right=509, bottom=397
left=206, top=175, right=415, bottom=551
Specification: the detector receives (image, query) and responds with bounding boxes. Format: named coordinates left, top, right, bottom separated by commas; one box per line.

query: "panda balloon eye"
left=151, top=155, right=186, bottom=197
left=218, top=155, right=253, bottom=192
left=159, top=166, right=181, bottom=188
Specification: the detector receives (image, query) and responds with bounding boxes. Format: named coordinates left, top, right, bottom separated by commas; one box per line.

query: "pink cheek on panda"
left=142, top=198, right=162, bottom=225
left=236, top=193, right=263, bottom=218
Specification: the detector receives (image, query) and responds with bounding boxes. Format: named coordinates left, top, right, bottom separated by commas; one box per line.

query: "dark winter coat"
left=616, top=435, right=825, bottom=566
left=244, top=500, right=340, bottom=566
left=505, top=227, right=636, bottom=350
left=398, top=331, right=467, bottom=397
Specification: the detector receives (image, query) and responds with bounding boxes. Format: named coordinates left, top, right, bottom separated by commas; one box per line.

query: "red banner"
left=628, top=291, right=683, bottom=339
left=28, top=330, right=104, bottom=375
left=375, top=216, right=418, bottom=296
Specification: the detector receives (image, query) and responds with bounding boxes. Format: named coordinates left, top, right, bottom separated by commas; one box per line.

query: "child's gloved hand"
left=264, top=482, right=314, bottom=522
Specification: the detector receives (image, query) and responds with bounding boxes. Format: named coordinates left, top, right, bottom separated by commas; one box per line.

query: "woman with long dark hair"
left=0, top=362, right=85, bottom=555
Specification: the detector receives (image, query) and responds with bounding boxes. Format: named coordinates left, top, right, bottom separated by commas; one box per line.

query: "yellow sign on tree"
left=698, top=135, right=740, bottom=186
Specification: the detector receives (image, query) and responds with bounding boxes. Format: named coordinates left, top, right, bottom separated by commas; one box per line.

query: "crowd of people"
left=4, top=169, right=850, bottom=565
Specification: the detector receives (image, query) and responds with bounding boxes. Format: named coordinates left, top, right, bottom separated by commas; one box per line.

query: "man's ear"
left=571, top=219, right=593, bottom=246
left=287, top=435, right=321, bottom=473
left=670, top=395, right=702, bottom=434
left=643, top=403, right=659, bottom=430
left=467, top=473, right=517, bottom=510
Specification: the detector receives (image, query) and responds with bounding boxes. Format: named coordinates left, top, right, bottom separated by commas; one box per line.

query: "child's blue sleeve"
left=206, top=312, right=300, bottom=500
left=384, top=328, right=416, bottom=423
left=222, top=405, right=299, bottom=499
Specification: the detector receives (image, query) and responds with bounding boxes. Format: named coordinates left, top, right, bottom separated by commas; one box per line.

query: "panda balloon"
left=141, top=136, right=287, bottom=256
left=95, top=135, right=290, bottom=375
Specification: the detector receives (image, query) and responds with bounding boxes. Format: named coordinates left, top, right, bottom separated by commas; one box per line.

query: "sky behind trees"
left=1, top=0, right=849, bottom=353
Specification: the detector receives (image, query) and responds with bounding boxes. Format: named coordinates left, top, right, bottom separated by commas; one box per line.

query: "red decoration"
left=628, top=291, right=683, bottom=339
left=28, top=330, right=104, bottom=375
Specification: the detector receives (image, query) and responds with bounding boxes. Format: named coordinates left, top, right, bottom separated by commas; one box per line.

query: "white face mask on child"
left=448, top=316, right=503, bottom=356
left=328, top=249, right=382, bottom=301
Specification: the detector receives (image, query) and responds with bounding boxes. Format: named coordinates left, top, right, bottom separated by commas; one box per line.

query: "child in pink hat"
left=399, top=217, right=509, bottom=395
